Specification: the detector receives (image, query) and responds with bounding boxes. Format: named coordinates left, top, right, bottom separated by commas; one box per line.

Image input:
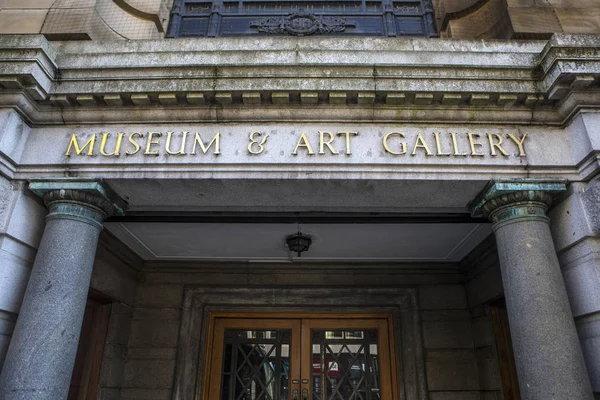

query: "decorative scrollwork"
left=251, top=16, right=286, bottom=34
left=43, top=189, right=119, bottom=218
left=187, top=4, right=211, bottom=13
left=394, top=5, right=420, bottom=14
left=251, top=9, right=353, bottom=36
left=481, top=190, right=553, bottom=216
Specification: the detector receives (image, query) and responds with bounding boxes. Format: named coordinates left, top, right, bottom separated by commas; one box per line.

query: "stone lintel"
left=469, top=178, right=567, bottom=217
left=29, top=180, right=126, bottom=217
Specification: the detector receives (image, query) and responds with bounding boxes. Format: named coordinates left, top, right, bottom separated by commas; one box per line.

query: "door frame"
left=173, top=287, right=426, bottom=400
left=202, top=312, right=399, bottom=400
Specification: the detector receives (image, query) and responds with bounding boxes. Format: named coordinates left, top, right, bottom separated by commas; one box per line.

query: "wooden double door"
left=204, top=313, right=397, bottom=400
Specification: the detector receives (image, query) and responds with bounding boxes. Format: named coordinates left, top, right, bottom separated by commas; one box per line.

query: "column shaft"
left=495, top=217, right=593, bottom=399
left=0, top=211, right=101, bottom=399
left=0, top=182, right=124, bottom=400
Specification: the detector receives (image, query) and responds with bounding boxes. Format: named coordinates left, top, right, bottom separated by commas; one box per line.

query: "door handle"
left=292, top=389, right=299, bottom=400
left=302, top=388, right=308, bottom=400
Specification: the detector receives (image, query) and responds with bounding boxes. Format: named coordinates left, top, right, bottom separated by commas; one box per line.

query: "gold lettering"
left=487, top=133, right=509, bottom=156
left=192, top=132, right=221, bottom=155
left=126, top=132, right=143, bottom=155
left=165, top=131, right=188, bottom=155
left=433, top=132, right=450, bottom=156
left=65, top=134, right=96, bottom=156
left=411, top=133, right=433, bottom=156
left=145, top=132, right=162, bottom=156
left=292, top=132, right=315, bottom=155
left=248, top=131, right=269, bottom=155
left=507, top=133, right=528, bottom=156
left=451, top=133, right=468, bottom=156
left=319, top=131, right=338, bottom=155
left=337, top=131, right=358, bottom=155
left=467, top=133, right=484, bottom=156
left=99, top=132, right=124, bottom=157
left=383, top=132, right=406, bottom=155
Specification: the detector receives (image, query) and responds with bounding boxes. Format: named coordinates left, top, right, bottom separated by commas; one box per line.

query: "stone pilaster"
left=0, top=181, right=125, bottom=400
left=548, top=177, right=600, bottom=397
left=469, top=179, right=594, bottom=400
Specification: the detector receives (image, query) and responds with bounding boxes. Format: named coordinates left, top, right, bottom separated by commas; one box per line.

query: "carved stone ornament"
left=43, top=189, right=118, bottom=218
left=468, top=179, right=567, bottom=220
left=29, top=181, right=127, bottom=228
left=481, top=190, right=554, bottom=217
left=251, top=10, right=352, bottom=36
left=394, top=5, right=420, bottom=14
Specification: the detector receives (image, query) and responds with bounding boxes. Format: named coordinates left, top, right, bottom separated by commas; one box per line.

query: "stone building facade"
left=0, top=1, right=599, bottom=400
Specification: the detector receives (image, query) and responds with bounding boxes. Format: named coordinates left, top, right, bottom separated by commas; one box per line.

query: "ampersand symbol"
left=248, top=131, right=269, bottom=154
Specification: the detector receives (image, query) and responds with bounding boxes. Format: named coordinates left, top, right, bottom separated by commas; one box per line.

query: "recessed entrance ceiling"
left=104, top=221, right=492, bottom=262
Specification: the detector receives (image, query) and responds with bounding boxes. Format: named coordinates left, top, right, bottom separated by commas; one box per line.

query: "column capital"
left=468, top=178, right=567, bottom=226
left=29, top=180, right=127, bottom=229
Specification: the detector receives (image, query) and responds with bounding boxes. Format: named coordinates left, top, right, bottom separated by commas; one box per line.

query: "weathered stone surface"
left=0, top=10, right=46, bottom=34
left=0, top=216, right=103, bottom=399
left=0, top=34, right=598, bottom=126
left=123, top=359, right=176, bottom=389
left=423, top=321, right=474, bottom=349
left=471, top=315, right=495, bottom=348
left=493, top=206, right=593, bottom=398
left=129, top=319, right=180, bottom=348
left=429, top=393, right=481, bottom=400
left=578, top=314, right=600, bottom=393
left=0, top=182, right=124, bottom=399
left=419, top=285, right=468, bottom=310
left=120, top=388, right=171, bottom=400
left=426, top=360, right=480, bottom=390
left=134, top=284, right=183, bottom=308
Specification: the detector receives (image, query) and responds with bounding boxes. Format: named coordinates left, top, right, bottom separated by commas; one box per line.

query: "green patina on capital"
left=468, top=178, right=567, bottom=218
left=29, top=179, right=127, bottom=217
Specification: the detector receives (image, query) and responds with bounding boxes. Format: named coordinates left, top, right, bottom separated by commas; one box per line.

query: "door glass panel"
left=311, top=329, right=380, bottom=400
left=221, top=329, right=291, bottom=400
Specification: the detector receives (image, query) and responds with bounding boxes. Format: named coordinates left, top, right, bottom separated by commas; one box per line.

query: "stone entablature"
left=0, top=34, right=599, bottom=126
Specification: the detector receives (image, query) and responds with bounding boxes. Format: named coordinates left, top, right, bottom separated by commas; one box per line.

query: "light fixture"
left=286, top=223, right=312, bottom=257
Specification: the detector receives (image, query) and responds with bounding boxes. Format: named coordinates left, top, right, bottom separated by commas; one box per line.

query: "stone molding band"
left=489, top=201, right=550, bottom=230
left=45, top=200, right=107, bottom=231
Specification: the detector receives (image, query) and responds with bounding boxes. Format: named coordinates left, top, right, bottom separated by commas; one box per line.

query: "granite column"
left=470, top=179, right=593, bottom=400
left=0, top=181, right=125, bottom=400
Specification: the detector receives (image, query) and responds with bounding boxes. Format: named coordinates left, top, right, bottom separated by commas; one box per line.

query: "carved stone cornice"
left=0, top=34, right=599, bottom=125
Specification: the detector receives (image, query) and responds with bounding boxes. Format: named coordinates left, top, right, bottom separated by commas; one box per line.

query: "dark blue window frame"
left=167, top=0, right=438, bottom=37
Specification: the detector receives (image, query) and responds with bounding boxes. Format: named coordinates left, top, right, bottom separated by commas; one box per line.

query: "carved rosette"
left=30, top=182, right=126, bottom=230
left=482, top=190, right=554, bottom=229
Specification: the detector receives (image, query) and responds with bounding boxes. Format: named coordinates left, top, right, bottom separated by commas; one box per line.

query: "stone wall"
left=437, top=0, right=600, bottom=38
left=118, top=264, right=498, bottom=400
left=1, top=0, right=598, bottom=39
left=550, top=173, right=600, bottom=397
left=0, top=0, right=169, bottom=40
left=0, top=110, right=46, bottom=368
left=90, top=233, right=141, bottom=400
left=462, top=237, right=506, bottom=400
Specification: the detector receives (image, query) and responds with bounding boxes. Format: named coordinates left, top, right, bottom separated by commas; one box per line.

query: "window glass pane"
left=311, top=329, right=380, bottom=400
left=221, top=329, right=291, bottom=400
